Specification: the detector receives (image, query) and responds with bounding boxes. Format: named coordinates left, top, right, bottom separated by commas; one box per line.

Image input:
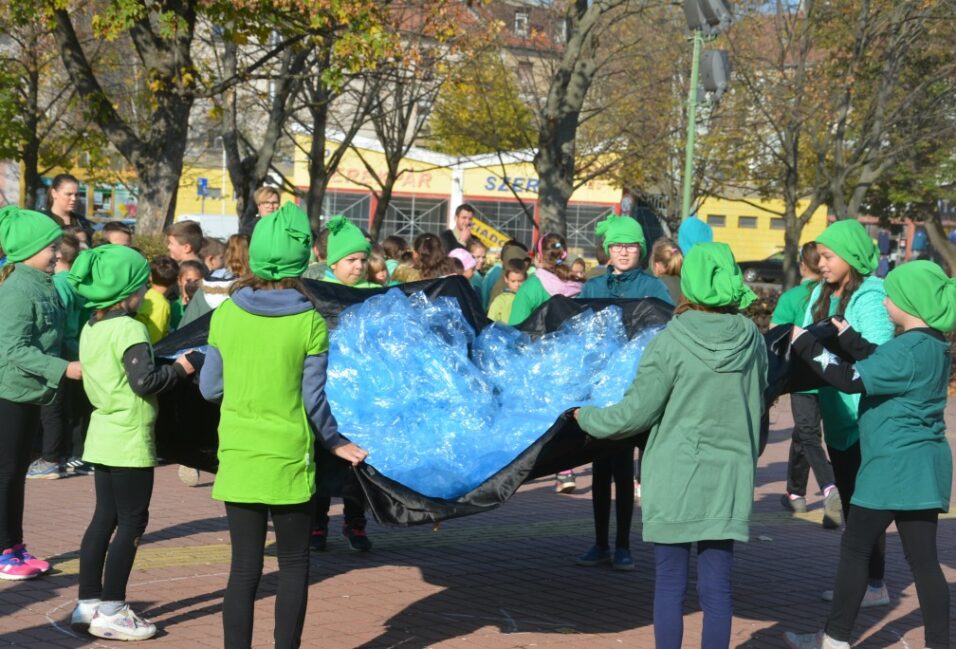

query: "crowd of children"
left=0, top=196, right=952, bottom=649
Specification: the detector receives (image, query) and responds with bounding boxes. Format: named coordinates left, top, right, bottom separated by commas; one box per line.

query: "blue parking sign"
left=197, top=177, right=209, bottom=197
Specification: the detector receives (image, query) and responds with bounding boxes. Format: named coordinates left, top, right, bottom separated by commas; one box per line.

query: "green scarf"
left=884, top=261, right=956, bottom=332
left=680, top=242, right=756, bottom=310
left=68, top=244, right=150, bottom=309
left=816, top=220, right=878, bottom=276
left=595, top=215, right=646, bottom=253
left=0, top=205, right=63, bottom=263
left=249, top=202, right=312, bottom=280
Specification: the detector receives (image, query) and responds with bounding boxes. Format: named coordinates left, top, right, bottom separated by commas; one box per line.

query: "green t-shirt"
left=80, top=316, right=158, bottom=467
left=208, top=299, right=328, bottom=504
left=854, top=331, right=952, bottom=511
left=771, top=279, right=818, bottom=327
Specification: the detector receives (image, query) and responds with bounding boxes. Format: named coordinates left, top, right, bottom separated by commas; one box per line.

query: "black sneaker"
left=342, top=524, right=372, bottom=552
left=65, top=457, right=94, bottom=476
left=309, top=528, right=328, bottom=552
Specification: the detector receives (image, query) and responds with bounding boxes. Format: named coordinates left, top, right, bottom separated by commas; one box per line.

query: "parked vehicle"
left=739, top=252, right=784, bottom=284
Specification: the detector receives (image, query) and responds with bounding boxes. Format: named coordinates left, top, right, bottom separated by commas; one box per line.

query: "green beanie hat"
left=680, top=242, right=757, bottom=310
left=0, top=205, right=63, bottom=263
left=816, top=220, right=879, bottom=276
left=595, top=214, right=646, bottom=254
left=326, top=214, right=371, bottom=266
left=884, top=261, right=956, bottom=333
left=249, top=201, right=312, bottom=280
left=68, top=244, right=150, bottom=309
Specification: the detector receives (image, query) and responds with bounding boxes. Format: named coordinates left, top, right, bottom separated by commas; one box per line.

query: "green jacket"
left=802, top=275, right=894, bottom=450
left=508, top=274, right=551, bottom=325
left=0, top=265, right=68, bottom=404
left=578, top=310, right=768, bottom=544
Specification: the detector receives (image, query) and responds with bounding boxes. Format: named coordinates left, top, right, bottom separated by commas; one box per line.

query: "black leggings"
left=591, top=450, right=635, bottom=550
left=223, top=501, right=312, bottom=649
left=827, top=507, right=949, bottom=648
left=0, top=398, right=39, bottom=550
left=786, top=393, right=835, bottom=496
left=827, top=443, right=884, bottom=582
left=78, top=466, right=154, bottom=601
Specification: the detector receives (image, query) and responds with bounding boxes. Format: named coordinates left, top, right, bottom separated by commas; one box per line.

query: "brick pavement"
left=1, top=396, right=954, bottom=648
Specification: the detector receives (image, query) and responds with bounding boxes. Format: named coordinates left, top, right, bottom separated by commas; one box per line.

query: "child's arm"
left=576, top=336, right=674, bottom=439
left=830, top=317, right=879, bottom=361
left=124, top=344, right=194, bottom=395
left=790, top=329, right=866, bottom=394
left=302, top=352, right=349, bottom=451
left=199, top=345, right=223, bottom=402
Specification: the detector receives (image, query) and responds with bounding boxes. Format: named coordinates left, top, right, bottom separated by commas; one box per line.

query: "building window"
left=739, top=216, right=758, bottom=229
left=514, top=11, right=529, bottom=38
left=770, top=217, right=785, bottom=230
left=516, top=61, right=534, bottom=89
left=706, top=214, right=725, bottom=227
left=555, top=19, right=567, bottom=43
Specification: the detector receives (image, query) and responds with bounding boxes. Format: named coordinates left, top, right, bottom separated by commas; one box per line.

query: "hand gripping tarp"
left=154, top=276, right=819, bottom=527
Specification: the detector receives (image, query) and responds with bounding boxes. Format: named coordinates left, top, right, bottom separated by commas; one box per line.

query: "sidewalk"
left=1, top=396, right=954, bottom=648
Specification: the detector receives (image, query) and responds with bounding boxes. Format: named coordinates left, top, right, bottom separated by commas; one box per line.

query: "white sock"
left=98, top=600, right=124, bottom=616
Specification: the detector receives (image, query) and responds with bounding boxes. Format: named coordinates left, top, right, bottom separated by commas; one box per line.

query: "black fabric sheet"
left=154, top=276, right=816, bottom=527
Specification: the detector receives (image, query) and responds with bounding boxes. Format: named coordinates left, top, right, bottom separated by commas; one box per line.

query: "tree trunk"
left=781, top=207, right=802, bottom=290
left=306, top=124, right=329, bottom=232
left=369, top=182, right=395, bottom=242
left=924, top=212, right=956, bottom=276
left=134, top=153, right=185, bottom=235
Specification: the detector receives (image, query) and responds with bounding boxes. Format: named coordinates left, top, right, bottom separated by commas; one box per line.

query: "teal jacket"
left=578, top=267, right=674, bottom=304
left=578, top=310, right=767, bottom=544
left=0, top=265, right=68, bottom=404
left=802, top=276, right=894, bottom=450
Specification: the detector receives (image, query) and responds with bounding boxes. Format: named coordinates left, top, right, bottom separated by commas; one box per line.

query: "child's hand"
left=65, top=361, right=82, bottom=380
left=333, top=442, right=368, bottom=466
left=175, top=353, right=195, bottom=375
left=790, top=326, right=806, bottom=341
left=572, top=408, right=580, bottom=420
left=830, top=317, right=849, bottom=333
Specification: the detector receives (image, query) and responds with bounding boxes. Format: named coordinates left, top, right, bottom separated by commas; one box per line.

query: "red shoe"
left=13, top=544, right=50, bottom=573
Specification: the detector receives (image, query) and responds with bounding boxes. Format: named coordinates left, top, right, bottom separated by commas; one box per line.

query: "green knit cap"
left=68, top=244, right=150, bottom=309
left=884, top=261, right=956, bottom=333
left=0, top=205, right=63, bottom=263
left=326, top=214, right=371, bottom=266
left=680, top=242, right=757, bottom=310
left=816, top=220, right=878, bottom=276
left=249, top=201, right=312, bottom=280
left=595, top=214, right=646, bottom=254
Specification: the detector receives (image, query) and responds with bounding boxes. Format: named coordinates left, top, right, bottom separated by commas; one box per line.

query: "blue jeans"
left=654, top=540, right=734, bottom=649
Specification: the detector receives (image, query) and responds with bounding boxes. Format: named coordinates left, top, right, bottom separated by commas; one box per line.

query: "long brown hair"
left=0, top=263, right=15, bottom=286
left=224, top=234, right=251, bottom=278
left=812, top=267, right=864, bottom=322
left=229, top=273, right=303, bottom=295
left=800, top=241, right=821, bottom=274
left=536, top=232, right=572, bottom=281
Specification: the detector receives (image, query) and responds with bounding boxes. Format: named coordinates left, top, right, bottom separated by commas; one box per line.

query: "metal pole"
left=221, top=142, right=227, bottom=216
left=681, top=30, right=703, bottom=222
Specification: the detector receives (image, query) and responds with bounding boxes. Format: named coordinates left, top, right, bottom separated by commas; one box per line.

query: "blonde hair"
left=650, top=237, right=683, bottom=277
left=224, top=234, right=250, bottom=277
left=367, top=252, right=388, bottom=285
left=390, top=264, right=422, bottom=283
left=253, top=186, right=280, bottom=205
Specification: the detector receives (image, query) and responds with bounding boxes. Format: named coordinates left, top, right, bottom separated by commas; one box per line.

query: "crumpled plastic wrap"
left=326, top=288, right=663, bottom=499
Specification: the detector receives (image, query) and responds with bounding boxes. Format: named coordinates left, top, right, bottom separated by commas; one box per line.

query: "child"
left=100, top=222, right=133, bottom=247
left=314, top=215, right=376, bottom=551
left=803, top=220, right=894, bottom=606
left=466, top=239, right=487, bottom=293
left=170, top=259, right=205, bottom=330
left=0, top=206, right=81, bottom=580
left=784, top=260, right=954, bottom=649
left=302, top=228, right=330, bottom=280
left=164, top=220, right=203, bottom=263
left=179, top=234, right=251, bottom=328
left=569, top=257, right=587, bottom=282
left=575, top=243, right=766, bottom=649
left=367, top=251, right=389, bottom=286
left=772, top=242, right=838, bottom=525
left=413, top=232, right=448, bottom=280
left=487, top=259, right=526, bottom=323
left=575, top=215, right=673, bottom=571
left=199, top=237, right=226, bottom=273
left=199, top=205, right=367, bottom=649
left=448, top=247, right=477, bottom=280
left=67, top=244, right=194, bottom=640
left=650, top=237, right=684, bottom=305
left=508, top=233, right=582, bottom=326
left=135, top=256, right=179, bottom=344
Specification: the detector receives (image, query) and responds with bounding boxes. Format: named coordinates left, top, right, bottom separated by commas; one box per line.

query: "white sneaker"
left=177, top=465, right=201, bottom=487
left=70, top=599, right=101, bottom=629
left=783, top=630, right=850, bottom=649
left=88, top=605, right=157, bottom=641
left=821, top=583, right=890, bottom=607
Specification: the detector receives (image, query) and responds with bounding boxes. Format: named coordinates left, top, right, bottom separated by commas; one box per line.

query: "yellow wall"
left=698, top=197, right=829, bottom=262
left=176, top=164, right=236, bottom=218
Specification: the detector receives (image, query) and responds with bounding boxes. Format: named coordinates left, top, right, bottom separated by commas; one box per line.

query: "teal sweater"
left=0, top=265, right=68, bottom=404
left=802, top=276, right=894, bottom=450
left=578, top=310, right=767, bottom=544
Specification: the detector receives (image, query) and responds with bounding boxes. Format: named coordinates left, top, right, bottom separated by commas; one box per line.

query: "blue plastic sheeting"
left=326, top=289, right=662, bottom=499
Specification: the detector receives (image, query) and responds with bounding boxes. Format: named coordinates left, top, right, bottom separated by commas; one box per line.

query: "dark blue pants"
left=654, top=540, right=734, bottom=649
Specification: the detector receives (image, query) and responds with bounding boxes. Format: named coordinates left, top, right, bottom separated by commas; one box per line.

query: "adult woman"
left=45, top=174, right=94, bottom=242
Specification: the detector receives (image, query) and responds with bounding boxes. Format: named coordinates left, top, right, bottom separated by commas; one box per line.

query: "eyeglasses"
left=258, top=201, right=279, bottom=207
left=608, top=243, right=640, bottom=253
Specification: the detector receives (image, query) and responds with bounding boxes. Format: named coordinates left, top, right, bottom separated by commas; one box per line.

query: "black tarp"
left=154, top=276, right=819, bottom=527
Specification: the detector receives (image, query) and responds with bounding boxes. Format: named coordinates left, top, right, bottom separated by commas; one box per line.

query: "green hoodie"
left=578, top=310, right=767, bottom=544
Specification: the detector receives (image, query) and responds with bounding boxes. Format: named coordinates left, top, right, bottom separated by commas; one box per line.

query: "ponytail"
left=0, top=263, right=15, bottom=286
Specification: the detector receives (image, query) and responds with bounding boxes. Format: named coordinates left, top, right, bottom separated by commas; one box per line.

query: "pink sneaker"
left=13, top=544, right=50, bottom=573
left=0, top=548, right=41, bottom=581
